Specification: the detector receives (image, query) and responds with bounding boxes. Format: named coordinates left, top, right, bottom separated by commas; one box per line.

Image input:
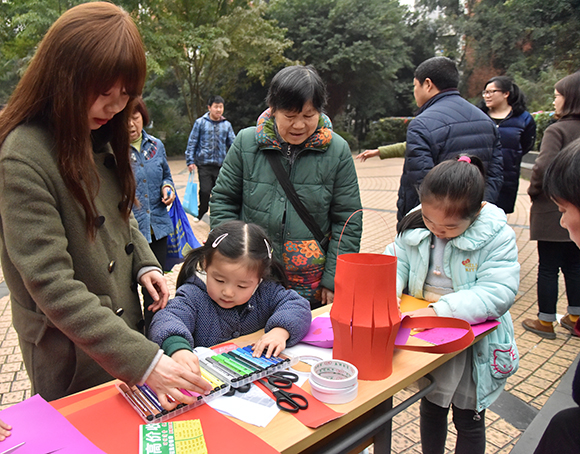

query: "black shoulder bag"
left=266, top=152, right=330, bottom=252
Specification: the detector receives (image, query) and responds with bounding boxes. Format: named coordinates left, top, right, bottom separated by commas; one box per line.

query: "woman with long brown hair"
left=0, top=2, right=211, bottom=408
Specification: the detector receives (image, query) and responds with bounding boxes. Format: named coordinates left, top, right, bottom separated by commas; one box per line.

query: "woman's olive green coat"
left=0, top=124, right=160, bottom=401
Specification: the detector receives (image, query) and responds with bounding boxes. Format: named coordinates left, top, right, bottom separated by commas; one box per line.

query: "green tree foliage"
left=0, top=0, right=84, bottom=105
left=466, top=0, right=580, bottom=76
left=267, top=0, right=412, bottom=138
left=131, top=1, right=293, bottom=126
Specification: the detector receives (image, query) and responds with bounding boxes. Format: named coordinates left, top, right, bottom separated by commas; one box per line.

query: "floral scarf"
left=255, top=108, right=333, bottom=151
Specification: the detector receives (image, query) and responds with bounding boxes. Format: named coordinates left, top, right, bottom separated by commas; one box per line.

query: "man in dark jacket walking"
left=397, top=57, right=503, bottom=220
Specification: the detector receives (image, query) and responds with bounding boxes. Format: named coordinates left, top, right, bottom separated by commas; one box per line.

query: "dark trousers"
left=197, top=164, right=221, bottom=219
left=534, top=406, right=580, bottom=454
left=142, top=234, right=167, bottom=335
left=420, top=398, right=486, bottom=454
left=537, top=241, right=580, bottom=321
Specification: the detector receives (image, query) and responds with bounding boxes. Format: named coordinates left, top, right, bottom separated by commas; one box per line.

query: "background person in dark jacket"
left=185, top=95, right=235, bottom=222
left=478, top=76, right=536, bottom=213
left=397, top=57, right=503, bottom=221
left=129, top=98, right=176, bottom=333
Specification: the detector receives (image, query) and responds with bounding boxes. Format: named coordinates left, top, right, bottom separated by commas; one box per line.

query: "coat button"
left=125, top=242, right=134, bottom=254
left=95, top=215, right=105, bottom=228
left=115, top=307, right=124, bottom=317
left=232, top=331, right=240, bottom=338
left=108, top=261, right=116, bottom=273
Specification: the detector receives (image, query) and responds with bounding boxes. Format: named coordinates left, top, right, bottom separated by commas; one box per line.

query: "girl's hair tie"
left=458, top=156, right=471, bottom=163
left=212, top=233, right=228, bottom=248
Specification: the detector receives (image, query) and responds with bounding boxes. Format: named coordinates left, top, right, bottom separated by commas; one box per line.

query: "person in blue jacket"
left=185, top=95, right=236, bottom=222
left=129, top=98, right=176, bottom=333
left=149, top=220, right=312, bottom=367
left=478, top=76, right=536, bottom=213
left=397, top=57, right=503, bottom=221
left=386, top=156, right=519, bottom=454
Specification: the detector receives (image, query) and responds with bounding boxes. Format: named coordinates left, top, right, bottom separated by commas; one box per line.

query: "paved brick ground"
left=1, top=155, right=578, bottom=453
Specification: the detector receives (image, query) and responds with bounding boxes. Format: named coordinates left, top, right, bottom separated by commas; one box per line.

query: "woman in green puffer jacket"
left=210, top=65, right=362, bottom=309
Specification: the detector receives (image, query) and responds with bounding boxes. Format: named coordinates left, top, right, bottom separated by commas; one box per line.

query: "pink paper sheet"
left=0, top=394, right=106, bottom=454
left=413, top=320, right=500, bottom=345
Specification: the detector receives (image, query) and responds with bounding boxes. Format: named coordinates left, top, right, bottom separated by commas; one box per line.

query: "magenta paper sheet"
left=413, top=320, right=500, bottom=345
left=0, top=394, right=106, bottom=454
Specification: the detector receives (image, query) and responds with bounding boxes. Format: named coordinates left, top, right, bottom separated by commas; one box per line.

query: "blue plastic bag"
left=166, top=193, right=201, bottom=271
left=183, top=173, right=198, bottom=217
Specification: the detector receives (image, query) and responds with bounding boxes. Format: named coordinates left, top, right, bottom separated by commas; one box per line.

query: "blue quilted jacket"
left=131, top=130, right=174, bottom=242
left=185, top=112, right=235, bottom=167
left=148, top=274, right=312, bottom=353
left=398, top=90, right=504, bottom=220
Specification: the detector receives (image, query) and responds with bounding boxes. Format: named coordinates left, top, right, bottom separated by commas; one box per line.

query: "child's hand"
left=404, top=307, right=437, bottom=318
left=0, top=419, right=11, bottom=441
left=171, top=349, right=202, bottom=375
left=252, top=327, right=290, bottom=358
left=403, top=307, right=437, bottom=332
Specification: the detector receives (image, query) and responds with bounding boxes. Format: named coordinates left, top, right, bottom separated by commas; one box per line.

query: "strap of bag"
left=266, top=152, right=329, bottom=252
left=396, top=316, right=475, bottom=354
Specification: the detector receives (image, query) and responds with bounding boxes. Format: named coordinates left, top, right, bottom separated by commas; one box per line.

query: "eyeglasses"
left=482, top=89, right=502, bottom=97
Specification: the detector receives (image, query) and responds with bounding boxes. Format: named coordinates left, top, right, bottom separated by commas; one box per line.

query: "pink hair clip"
left=458, top=156, right=471, bottom=163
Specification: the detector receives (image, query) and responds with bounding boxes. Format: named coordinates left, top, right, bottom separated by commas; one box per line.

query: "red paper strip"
left=52, top=385, right=280, bottom=454
left=256, top=381, right=344, bottom=428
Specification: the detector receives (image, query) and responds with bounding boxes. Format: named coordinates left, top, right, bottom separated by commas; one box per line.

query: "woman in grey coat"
left=523, top=72, right=580, bottom=339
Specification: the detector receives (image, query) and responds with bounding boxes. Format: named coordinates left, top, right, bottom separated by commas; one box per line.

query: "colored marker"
left=206, top=356, right=242, bottom=381
left=225, top=351, right=261, bottom=372
left=235, top=348, right=272, bottom=369
left=219, top=353, right=254, bottom=376
left=137, top=384, right=167, bottom=414
left=230, top=349, right=267, bottom=370
left=215, top=354, right=252, bottom=378
left=243, top=345, right=283, bottom=365
left=133, top=385, right=163, bottom=418
left=200, top=358, right=238, bottom=382
left=181, top=388, right=203, bottom=401
left=119, top=383, right=154, bottom=421
left=200, top=366, right=226, bottom=390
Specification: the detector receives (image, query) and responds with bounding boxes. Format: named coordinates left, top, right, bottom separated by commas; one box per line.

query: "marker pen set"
left=196, top=346, right=298, bottom=388
left=117, top=346, right=298, bottom=423
left=116, top=368, right=230, bottom=424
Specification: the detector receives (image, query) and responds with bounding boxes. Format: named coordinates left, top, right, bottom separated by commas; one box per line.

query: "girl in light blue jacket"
left=385, top=155, right=520, bottom=454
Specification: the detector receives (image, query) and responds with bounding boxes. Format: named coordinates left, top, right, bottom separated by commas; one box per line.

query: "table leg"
left=311, top=374, right=436, bottom=454
left=372, top=399, right=393, bottom=453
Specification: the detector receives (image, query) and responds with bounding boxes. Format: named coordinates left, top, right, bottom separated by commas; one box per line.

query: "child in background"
left=385, top=156, right=520, bottom=454
left=149, top=221, right=312, bottom=373
left=533, top=138, right=580, bottom=454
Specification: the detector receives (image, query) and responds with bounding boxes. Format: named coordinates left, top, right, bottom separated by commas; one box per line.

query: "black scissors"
left=260, top=371, right=308, bottom=413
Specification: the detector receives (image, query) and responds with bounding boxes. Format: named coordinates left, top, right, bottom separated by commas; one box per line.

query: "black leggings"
left=420, top=398, right=486, bottom=454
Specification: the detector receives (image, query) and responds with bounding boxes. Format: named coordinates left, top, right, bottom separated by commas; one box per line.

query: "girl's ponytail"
left=398, top=155, right=486, bottom=235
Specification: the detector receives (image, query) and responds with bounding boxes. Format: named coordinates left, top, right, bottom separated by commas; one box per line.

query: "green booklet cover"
left=139, top=420, right=208, bottom=454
